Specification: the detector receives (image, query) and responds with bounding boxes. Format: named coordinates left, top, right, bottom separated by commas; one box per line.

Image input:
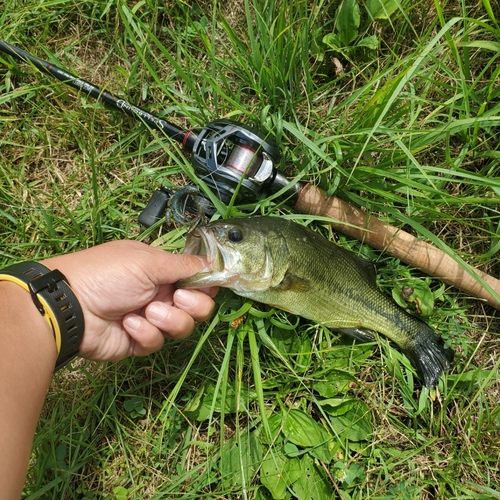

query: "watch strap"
left=0, top=261, right=85, bottom=370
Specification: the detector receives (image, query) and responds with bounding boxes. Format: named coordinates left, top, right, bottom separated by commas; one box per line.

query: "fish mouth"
left=178, top=225, right=240, bottom=290
left=184, top=227, right=224, bottom=272
left=179, top=224, right=247, bottom=290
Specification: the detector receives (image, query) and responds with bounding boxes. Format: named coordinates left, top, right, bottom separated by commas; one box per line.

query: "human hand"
left=42, top=240, right=217, bottom=362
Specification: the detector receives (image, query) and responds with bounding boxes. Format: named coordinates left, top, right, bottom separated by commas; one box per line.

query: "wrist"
left=0, top=281, right=57, bottom=368
left=0, top=261, right=85, bottom=370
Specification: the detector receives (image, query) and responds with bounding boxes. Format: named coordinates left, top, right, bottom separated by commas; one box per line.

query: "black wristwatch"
left=0, top=261, right=85, bottom=370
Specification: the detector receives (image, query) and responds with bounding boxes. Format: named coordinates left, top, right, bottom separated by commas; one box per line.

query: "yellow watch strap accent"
left=0, top=273, right=62, bottom=354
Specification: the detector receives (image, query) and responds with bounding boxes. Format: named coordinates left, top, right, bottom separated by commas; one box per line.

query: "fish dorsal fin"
left=274, top=272, right=311, bottom=293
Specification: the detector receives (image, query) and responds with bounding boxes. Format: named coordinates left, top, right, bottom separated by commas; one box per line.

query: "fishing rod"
left=0, top=40, right=296, bottom=226
left=1, top=39, right=499, bottom=309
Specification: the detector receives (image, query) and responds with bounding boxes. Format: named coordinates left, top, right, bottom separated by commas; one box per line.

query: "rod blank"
left=0, top=39, right=191, bottom=145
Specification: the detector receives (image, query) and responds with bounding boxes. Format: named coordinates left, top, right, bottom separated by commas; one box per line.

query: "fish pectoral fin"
left=334, top=327, right=376, bottom=343
left=357, top=257, right=378, bottom=284
left=274, top=273, right=311, bottom=293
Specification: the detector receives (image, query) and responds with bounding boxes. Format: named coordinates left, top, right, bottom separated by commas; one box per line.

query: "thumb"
left=143, top=246, right=209, bottom=286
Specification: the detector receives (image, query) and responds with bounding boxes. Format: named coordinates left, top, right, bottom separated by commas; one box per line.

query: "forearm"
left=0, top=241, right=216, bottom=498
left=0, top=282, right=57, bottom=500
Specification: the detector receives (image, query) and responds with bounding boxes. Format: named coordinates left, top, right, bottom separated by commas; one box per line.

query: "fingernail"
left=148, top=303, right=169, bottom=321
left=124, top=315, right=142, bottom=330
left=174, top=289, right=196, bottom=308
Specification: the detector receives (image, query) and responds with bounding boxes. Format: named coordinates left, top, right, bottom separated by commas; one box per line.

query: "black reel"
left=139, top=119, right=298, bottom=227
left=190, top=119, right=281, bottom=204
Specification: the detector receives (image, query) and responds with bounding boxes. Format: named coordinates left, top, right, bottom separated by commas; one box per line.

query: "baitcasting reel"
left=139, top=119, right=299, bottom=227
left=192, top=119, right=281, bottom=204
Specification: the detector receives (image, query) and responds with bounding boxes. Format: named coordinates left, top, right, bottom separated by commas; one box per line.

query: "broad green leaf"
left=346, top=464, right=365, bottom=485
left=184, top=382, right=257, bottom=421
left=269, top=327, right=302, bottom=355
left=322, top=33, right=342, bottom=51
left=283, top=442, right=300, bottom=457
left=333, top=461, right=365, bottom=485
left=113, top=487, right=129, bottom=500
left=123, top=396, right=146, bottom=417
left=282, top=410, right=333, bottom=463
left=259, top=413, right=285, bottom=445
left=183, top=384, right=206, bottom=414
left=291, top=455, right=333, bottom=499
left=318, top=397, right=359, bottom=416
left=221, top=431, right=263, bottom=490
left=337, top=0, right=360, bottom=46
left=366, top=0, right=399, bottom=19
left=260, top=449, right=301, bottom=500
left=314, top=371, right=357, bottom=397
left=356, top=35, right=379, bottom=50
left=311, top=26, right=327, bottom=62
left=330, top=400, right=372, bottom=442
left=392, top=279, right=434, bottom=317
left=324, top=339, right=373, bottom=371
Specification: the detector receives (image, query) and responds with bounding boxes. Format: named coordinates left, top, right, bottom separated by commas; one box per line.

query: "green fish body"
left=178, top=216, right=453, bottom=387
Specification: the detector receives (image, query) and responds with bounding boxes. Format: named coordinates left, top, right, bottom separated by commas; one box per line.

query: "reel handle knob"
left=138, top=188, right=171, bottom=227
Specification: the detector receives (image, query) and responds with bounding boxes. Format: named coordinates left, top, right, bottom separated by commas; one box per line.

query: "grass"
left=1, top=0, right=500, bottom=498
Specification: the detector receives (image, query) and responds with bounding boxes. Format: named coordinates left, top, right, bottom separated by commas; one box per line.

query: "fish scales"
left=177, top=216, right=453, bottom=387
left=262, top=222, right=402, bottom=331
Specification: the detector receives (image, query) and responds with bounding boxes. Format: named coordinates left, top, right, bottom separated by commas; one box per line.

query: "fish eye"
left=227, top=227, right=243, bottom=243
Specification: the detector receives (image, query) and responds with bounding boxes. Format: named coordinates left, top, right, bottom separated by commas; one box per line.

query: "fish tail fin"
left=401, top=325, right=454, bottom=388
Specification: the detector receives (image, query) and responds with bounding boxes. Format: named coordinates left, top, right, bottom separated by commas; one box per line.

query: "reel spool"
left=190, top=119, right=281, bottom=204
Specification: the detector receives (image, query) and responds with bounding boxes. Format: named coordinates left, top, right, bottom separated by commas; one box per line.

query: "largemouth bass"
left=178, top=216, right=453, bottom=387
